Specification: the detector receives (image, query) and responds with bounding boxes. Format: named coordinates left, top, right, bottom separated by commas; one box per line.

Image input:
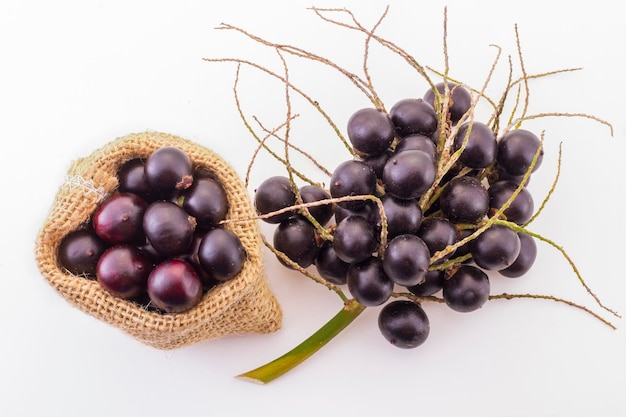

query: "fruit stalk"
left=236, top=298, right=366, bottom=384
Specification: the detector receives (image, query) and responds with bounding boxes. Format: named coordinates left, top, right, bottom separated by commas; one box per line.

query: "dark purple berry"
left=144, top=146, right=193, bottom=195
left=314, top=240, right=350, bottom=285
left=453, top=121, right=498, bottom=168
left=333, top=215, right=378, bottom=264
left=423, top=82, right=472, bottom=124
left=147, top=259, right=203, bottom=313
left=117, top=158, right=153, bottom=201
left=443, top=265, right=490, bottom=312
left=378, top=300, right=430, bottom=349
left=361, top=149, right=392, bottom=179
left=347, top=107, right=395, bottom=156
left=330, top=160, right=377, bottom=210
left=198, top=227, right=246, bottom=282
left=393, top=134, right=437, bottom=161
left=382, top=234, right=430, bottom=286
left=470, top=225, right=521, bottom=271
left=382, top=150, right=436, bottom=200
left=488, top=180, right=534, bottom=225
left=143, top=200, right=196, bottom=257
left=180, top=229, right=219, bottom=289
left=273, top=215, right=320, bottom=268
left=334, top=199, right=381, bottom=227
left=254, top=176, right=297, bottom=224
left=182, top=177, right=229, bottom=228
left=499, top=232, right=537, bottom=278
left=381, top=194, right=422, bottom=239
left=92, top=192, right=147, bottom=244
left=439, top=176, right=489, bottom=224
left=389, top=98, right=438, bottom=137
left=57, top=228, right=108, bottom=277
left=407, top=270, right=445, bottom=297
left=299, top=184, right=334, bottom=226
left=96, top=244, right=153, bottom=299
left=497, top=129, right=543, bottom=176
left=347, top=256, right=393, bottom=306
left=417, top=217, right=459, bottom=261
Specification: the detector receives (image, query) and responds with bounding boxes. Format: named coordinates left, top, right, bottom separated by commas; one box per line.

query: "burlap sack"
left=35, top=131, right=282, bottom=349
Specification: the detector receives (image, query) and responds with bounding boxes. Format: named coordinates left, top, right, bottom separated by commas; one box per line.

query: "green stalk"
left=236, top=299, right=366, bottom=384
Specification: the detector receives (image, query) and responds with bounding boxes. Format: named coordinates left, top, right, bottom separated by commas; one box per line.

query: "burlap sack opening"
left=35, top=131, right=282, bottom=349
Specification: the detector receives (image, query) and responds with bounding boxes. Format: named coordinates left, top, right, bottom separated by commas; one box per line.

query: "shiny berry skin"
left=361, top=150, right=391, bottom=179
left=393, top=134, right=437, bottom=161
left=407, top=270, right=445, bottom=297
left=144, top=146, right=194, bottom=195
left=378, top=300, right=430, bottom=349
left=299, top=184, right=334, bottom=226
left=96, top=244, right=153, bottom=299
left=497, top=129, right=543, bottom=176
left=423, top=82, right=472, bottom=124
left=389, top=98, right=438, bottom=137
left=92, top=192, right=147, bottom=244
left=334, top=199, right=380, bottom=227
left=330, top=160, right=377, bottom=210
left=347, top=107, right=395, bottom=156
left=382, top=234, right=430, bottom=286
left=470, top=225, right=521, bottom=271
left=417, top=217, right=459, bottom=260
left=333, top=215, right=378, bottom=264
left=443, top=265, right=490, bottom=312
left=381, top=194, right=422, bottom=239
left=254, top=176, right=297, bottom=224
left=181, top=177, right=229, bottom=229
left=382, top=150, right=436, bottom=200
left=180, top=229, right=218, bottom=289
left=347, top=256, right=393, bottom=306
left=117, top=158, right=153, bottom=201
left=143, top=200, right=196, bottom=257
left=314, top=240, right=350, bottom=285
left=273, top=215, right=320, bottom=268
left=147, top=259, right=203, bottom=313
left=499, top=232, right=537, bottom=278
left=197, top=227, right=246, bottom=282
left=488, top=180, right=534, bottom=225
left=439, top=176, right=489, bottom=224
left=57, top=228, right=108, bottom=277
left=453, top=228, right=474, bottom=261
left=453, top=121, right=498, bottom=168
left=492, top=165, right=530, bottom=187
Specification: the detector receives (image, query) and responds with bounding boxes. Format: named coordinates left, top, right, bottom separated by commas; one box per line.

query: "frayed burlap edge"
left=34, top=131, right=282, bottom=349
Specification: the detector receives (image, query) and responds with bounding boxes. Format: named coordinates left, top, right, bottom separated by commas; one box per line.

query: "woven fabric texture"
left=35, top=131, right=282, bottom=349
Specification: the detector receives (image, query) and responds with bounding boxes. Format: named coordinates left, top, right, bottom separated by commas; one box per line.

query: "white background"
left=2, top=1, right=625, bottom=416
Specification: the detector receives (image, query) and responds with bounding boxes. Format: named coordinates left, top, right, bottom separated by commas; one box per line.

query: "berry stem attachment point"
left=236, top=299, right=366, bottom=384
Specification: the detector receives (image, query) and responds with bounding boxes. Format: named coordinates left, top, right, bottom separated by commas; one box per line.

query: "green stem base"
left=236, top=299, right=366, bottom=384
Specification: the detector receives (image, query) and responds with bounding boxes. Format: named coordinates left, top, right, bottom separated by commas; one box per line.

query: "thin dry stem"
left=251, top=115, right=332, bottom=179
left=309, top=7, right=438, bottom=94
left=244, top=116, right=294, bottom=187
left=261, top=235, right=348, bottom=302
left=205, top=56, right=353, bottom=154
left=513, top=24, right=531, bottom=126
left=525, top=142, right=562, bottom=225
left=208, top=6, right=619, bottom=354
left=510, top=112, right=614, bottom=137
left=489, top=293, right=616, bottom=329
left=429, top=133, right=544, bottom=265
left=361, top=6, right=389, bottom=110
left=215, top=23, right=378, bottom=106
left=496, top=219, right=621, bottom=319
left=230, top=65, right=321, bottom=187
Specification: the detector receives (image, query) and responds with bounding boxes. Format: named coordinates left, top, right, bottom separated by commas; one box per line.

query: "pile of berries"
left=254, top=82, right=543, bottom=348
left=57, top=146, right=246, bottom=314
